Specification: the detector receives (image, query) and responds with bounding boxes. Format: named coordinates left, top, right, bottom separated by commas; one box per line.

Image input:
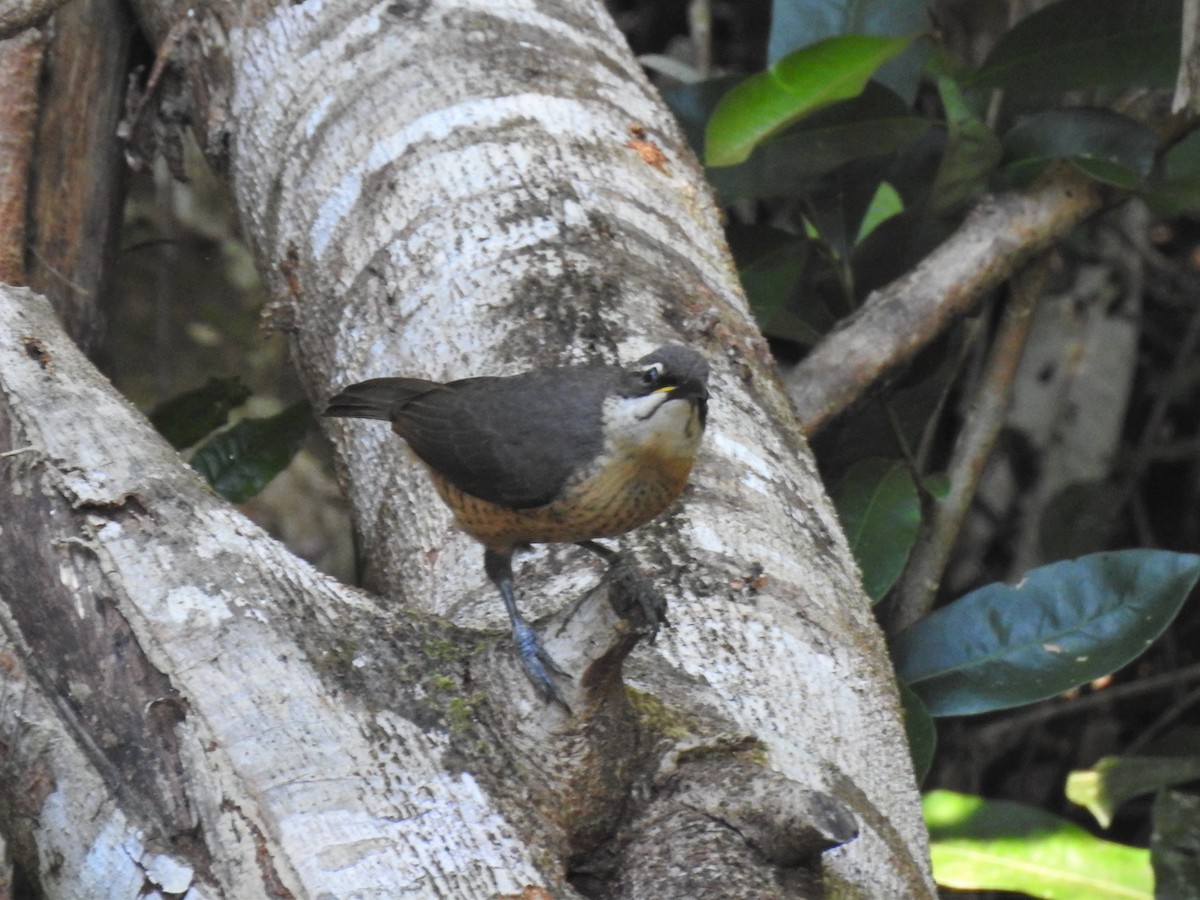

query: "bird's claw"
left=605, top=555, right=669, bottom=640
left=511, top=617, right=570, bottom=709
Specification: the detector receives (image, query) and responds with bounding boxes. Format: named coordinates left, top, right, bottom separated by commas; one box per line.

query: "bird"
left=323, top=344, right=710, bottom=705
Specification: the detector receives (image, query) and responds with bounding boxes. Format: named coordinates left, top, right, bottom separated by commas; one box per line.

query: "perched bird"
left=323, top=345, right=710, bottom=703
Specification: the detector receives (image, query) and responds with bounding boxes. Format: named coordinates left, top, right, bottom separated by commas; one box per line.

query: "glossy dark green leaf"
left=925, top=790, right=1153, bottom=897
left=931, top=76, right=1002, bottom=215
left=191, top=401, right=312, bottom=503
left=768, top=0, right=930, bottom=100
left=898, top=678, right=936, bottom=783
left=893, top=551, right=1200, bottom=716
left=1144, top=130, right=1200, bottom=216
left=706, top=34, right=917, bottom=167
left=149, top=377, right=252, bottom=450
left=968, top=0, right=1181, bottom=96
left=833, top=458, right=920, bottom=603
left=1001, top=108, right=1157, bottom=188
left=736, top=236, right=825, bottom=346
left=1068, top=756, right=1200, bottom=828
left=711, top=115, right=930, bottom=203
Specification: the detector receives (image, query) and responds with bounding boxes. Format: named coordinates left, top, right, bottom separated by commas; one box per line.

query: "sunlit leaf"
left=706, top=34, right=917, bottom=167
left=1067, top=755, right=1200, bottom=828
left=925, top=790, right=1153, bottom=898
left=855, top=181, right=904, bottom=244
left=768, top=0, right=930, bottom=100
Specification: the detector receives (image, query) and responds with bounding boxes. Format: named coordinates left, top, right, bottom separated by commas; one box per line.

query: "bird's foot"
left=578, top=542, right=669, bottom=640
left=511, top=616, right=571, bottom=710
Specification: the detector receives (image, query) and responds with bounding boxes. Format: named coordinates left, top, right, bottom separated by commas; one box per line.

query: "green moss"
left=625, top=686, right=690, bottom=740
left=423, top=638, right=463, bottom=661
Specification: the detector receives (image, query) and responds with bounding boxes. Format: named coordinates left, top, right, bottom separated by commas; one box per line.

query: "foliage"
left=924, top=790, right=1153, bottom=898
left=892, top=551, right=1200, bottom=716
left=678, top=0, right=1200, bottom=895
left=150, top=379, right=310, bottom=503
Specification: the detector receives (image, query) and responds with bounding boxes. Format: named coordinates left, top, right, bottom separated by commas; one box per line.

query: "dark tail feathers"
left=323, top=377, right=436, bottom=421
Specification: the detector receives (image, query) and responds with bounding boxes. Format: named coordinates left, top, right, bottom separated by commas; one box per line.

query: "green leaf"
left=1144, top=130, right=1200, bottom=216
left=833, top=459, right=920, bottom=603
left=925, top=790, right=1153, bottom=898
left=1152, top=789, right=1200, bottom=896
left=736, top=236, right=826, bottom=346
left=931, top=75, right=1002, bottom=215
left=898, top=678, right=936, bottom=783
left=711, top=114, right=930, bottom=203
left=149, top=377, right=252, bottom=450
left=706, top=33, right=918, bottom=167
left=768, top=0, right=931, bottom=100
left=191, top=401, right=312, bottom=503
left=661, top=76, right=742, bottom=159
left=968, top=0, right=1181, bottom=96
left=855, top=181, right=904, bottom=245
left=702, top=84, right=929, bottom=204
left=1001, top=109, right=1157, bottom=189
left=893, top=550, right=1200, bottom=716
left=1067, top=756, right=1200, bottom=828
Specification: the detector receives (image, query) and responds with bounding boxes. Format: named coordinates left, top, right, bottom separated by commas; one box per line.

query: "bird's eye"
left=641, top=364, right=662, bottom=384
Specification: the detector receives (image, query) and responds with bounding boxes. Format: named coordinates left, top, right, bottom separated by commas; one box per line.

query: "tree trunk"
left=0, top=0, right=934, bottom=895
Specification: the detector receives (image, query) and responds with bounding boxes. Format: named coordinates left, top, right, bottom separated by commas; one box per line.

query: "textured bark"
left=0, top=0, right=935, bottom=894
left=24, top=0, right=132, bottom=353
left=0, top=0, right=68, bottom=38
left=0, top=28, right=41, bottom=283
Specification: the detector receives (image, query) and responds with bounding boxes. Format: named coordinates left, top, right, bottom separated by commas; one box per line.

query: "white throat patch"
left=602, top=392, right=704, bottom=461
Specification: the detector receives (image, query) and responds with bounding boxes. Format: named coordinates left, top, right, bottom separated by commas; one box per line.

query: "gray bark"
left=0, top=0, right=935, bottom=894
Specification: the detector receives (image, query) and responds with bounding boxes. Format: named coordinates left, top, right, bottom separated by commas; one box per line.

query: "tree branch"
left=788, top=167, right=1109, bottom=434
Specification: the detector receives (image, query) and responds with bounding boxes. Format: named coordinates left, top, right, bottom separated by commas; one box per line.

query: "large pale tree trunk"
left=0, top=0, right=934, bottom=895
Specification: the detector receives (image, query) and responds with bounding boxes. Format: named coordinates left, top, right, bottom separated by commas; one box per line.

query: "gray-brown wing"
left=394, top=366, right=616, bottom=509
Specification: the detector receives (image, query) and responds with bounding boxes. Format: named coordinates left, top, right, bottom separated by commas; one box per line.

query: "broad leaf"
left=191, top=401, right=311, bottom=503
left=1145, top=129, right=1200, bottom=216
left=735, top=235, right=825, bottom=346
left=768, top=0, right=930, bottom=100
left=925, top=790, right=1153, bottom=898
left=893, top=551, right=1200, bottom=716
left=1001, top=108, right=1157, bottom=189
left=711, top=114, right=930, bottom=203
left=706, top=33, right=917, bottom=167
left=149, top=377, right=251, bottom=450
left=969, top=0, right=1181, bottom=96
left=833, top=458, right=920, bottom=603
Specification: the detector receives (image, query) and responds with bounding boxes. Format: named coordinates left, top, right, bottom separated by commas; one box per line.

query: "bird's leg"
left=483, top=548, right=569, bottom=708
left=576, top=540, right=669, bottom=639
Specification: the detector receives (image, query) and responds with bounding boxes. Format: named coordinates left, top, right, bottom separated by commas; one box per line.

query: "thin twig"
left=970, top=661, right=1200, bottom=744
left=886, top=254, right=1050, bottom=634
